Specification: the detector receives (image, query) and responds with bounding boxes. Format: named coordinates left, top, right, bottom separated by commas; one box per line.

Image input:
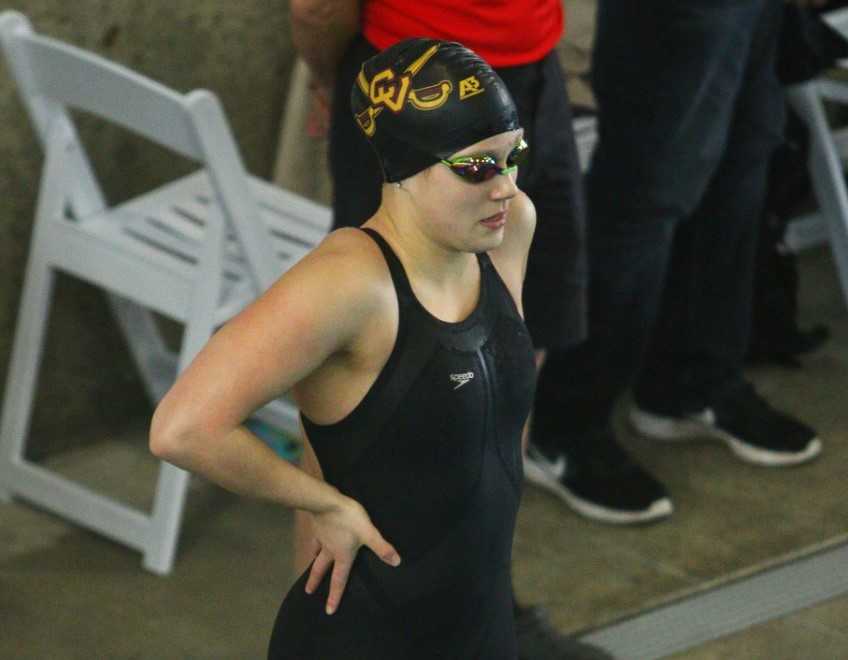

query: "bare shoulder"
left=303, top=226, right=387, bottom=275
left=231, top=226, right=394, bottom=358
left=278, top=227, right=391, bottom=306
left=153, top=228, right=396, bottom=434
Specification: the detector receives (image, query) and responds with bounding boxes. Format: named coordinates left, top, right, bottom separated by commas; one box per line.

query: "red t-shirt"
left=361, top=0, right=564, bottom=68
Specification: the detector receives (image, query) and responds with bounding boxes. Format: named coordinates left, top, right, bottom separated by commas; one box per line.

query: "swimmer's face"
left=407, top=129, right=524, bottom=253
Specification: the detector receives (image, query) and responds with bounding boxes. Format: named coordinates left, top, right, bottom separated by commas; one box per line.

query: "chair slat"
left=250, top=177, right=332, bottom=235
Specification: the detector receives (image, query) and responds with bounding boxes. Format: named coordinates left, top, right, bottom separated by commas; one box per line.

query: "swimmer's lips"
left=480, top=211, right=507, bottom=229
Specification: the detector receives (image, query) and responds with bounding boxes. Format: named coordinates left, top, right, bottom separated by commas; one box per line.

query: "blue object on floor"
left=245, top=418, right=301, bottom=463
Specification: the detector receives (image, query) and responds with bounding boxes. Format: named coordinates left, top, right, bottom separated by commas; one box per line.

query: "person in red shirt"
left=290, top=2, right=610, bottom=659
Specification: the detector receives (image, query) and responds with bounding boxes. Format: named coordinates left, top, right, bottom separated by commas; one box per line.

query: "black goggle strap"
left=507, top=139, right=529, bottom=167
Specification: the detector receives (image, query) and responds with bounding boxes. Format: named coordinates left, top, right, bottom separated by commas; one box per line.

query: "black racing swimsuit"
left=268, top=228, right=536, bottom=659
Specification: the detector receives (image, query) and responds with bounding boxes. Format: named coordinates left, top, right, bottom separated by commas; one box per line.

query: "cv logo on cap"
left=355, top=44, right=472, bottom=137
left=367, top=68, right=412, bottom=113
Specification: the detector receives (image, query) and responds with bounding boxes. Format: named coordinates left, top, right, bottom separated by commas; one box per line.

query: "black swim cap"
left=351, top=38, right=520, bottom=183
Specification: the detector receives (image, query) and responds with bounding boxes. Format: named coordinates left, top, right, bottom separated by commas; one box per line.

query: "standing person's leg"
left=498, top=53, right=587, bottom=451
left=529, top=0, right=778, bottom=523
left=631, top=2, right=821, bottom=466
left=497, top=55, right=615, bottom=660
left=499, top=54, right=588, bottom=353
left=635, top=2, right=786, bottom=412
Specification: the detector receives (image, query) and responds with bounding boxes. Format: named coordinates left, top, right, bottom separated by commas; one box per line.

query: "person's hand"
left=304, top=493, right=401, bottom=614
left=307, top=80, right=333, bottom=138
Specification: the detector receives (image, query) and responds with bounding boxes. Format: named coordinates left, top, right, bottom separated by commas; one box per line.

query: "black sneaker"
left=630, top=379, right=821, bottom=466
left=524, top=430, right=673, bottom=524
left=515, top=604, right=615, bottom=660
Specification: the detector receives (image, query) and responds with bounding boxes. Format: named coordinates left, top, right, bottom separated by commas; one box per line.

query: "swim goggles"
left=440, top=139, right=529, bottom=184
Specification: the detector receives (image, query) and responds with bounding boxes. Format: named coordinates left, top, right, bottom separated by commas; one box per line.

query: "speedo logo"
left=450, top=371, right=475, bottom=390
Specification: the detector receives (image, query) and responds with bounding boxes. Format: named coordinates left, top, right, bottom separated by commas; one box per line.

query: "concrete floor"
left=1, top=246, right=846, bottom=659
left=668, top=595, right=848, bottom=660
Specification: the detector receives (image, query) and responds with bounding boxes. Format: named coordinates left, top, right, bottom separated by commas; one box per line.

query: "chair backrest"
left=0, top=10, right=281, bottom=291
left=824, top=7, right=848, bottom=39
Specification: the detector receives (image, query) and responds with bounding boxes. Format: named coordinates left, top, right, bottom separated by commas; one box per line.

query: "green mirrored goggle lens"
left=441, top=139, right=529, bottom=183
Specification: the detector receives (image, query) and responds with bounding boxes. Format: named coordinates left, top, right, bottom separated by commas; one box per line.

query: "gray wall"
left=0, top=1, right=298, bottom=456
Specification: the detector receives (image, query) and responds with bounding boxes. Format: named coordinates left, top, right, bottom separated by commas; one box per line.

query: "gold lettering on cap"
left=369, top=69, right=411, bottom=113
left=458, top=76, right=485, bottom=100
left=406, top=44, right=440, bottom=75
left=356, top=44, right=451, bottom=136
left=409, top=81, right=453, bottom=110
left=355, top=105, right=383, bottom=137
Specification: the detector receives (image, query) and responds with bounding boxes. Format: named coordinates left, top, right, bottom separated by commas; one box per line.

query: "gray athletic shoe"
left=515, top=605, right=615, bottom=660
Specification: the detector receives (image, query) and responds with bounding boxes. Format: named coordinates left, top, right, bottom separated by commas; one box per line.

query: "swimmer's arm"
left=294, top=432, right=324, bottom=574
left=489, top=191, right=537, bottom=315
left=149, top=236, right=399, bottom=611
left=290, top=0, right=360, bottom=90
left=150, top=237, right=373, bottom=503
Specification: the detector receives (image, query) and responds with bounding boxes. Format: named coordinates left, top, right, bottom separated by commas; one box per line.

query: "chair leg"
left=139, top=191, right=224, bottom=573
left=0, top=249, right=56, bottom=502
left=142, top=460, right=191, bottom=574
left=141, top=309, right=216, bottom=573
left=788, top=83, right=848, bottom=310
left=107, top=294, right=178, bottom=403
left=810, top=142, right=848, bottom=308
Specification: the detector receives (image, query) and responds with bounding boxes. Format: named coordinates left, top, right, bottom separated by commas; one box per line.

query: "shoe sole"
left=523, top=459, right=673, bottom=525
left=629, top=407, right=822, bottom=467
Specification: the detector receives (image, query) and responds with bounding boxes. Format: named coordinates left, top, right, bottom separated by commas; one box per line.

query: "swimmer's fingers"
left=363, top=527, right=401, bottom=568
left=325, top=553, right=354, bottom=615
left=308, top=532, right=322, bottom=559
left=305, top=547, right=333, bottom=595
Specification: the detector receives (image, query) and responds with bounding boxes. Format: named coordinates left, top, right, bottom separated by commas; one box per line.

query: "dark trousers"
left=534, top=0, right=786, bottom=447
left=329, top=35, right=587, bottom=350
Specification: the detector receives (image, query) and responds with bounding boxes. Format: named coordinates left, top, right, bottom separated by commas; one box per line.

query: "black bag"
left=748, top=110, right=829, bottom=367
left=747, top=5, right=848, bottom=365
left=777, top=3, right=848, bottom=85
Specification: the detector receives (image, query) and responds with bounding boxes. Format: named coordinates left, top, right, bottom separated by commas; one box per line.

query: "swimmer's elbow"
left=149, top=402, right=200, bottom=466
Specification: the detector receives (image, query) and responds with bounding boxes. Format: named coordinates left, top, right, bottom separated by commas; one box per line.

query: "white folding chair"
left=785, top=7, right=848, bottom=309
left=0, top=11, right=330, bottom=574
